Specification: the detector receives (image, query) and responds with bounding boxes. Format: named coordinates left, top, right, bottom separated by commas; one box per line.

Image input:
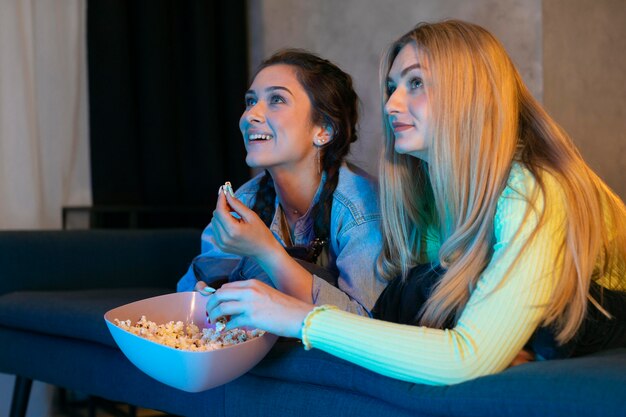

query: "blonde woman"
left=205, top=20, right=626, bottom=385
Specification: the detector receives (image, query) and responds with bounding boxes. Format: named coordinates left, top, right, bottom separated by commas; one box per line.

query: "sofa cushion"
left=0, top=288, right=170, bottom=348
left=249, top=339, right=626, bottom=417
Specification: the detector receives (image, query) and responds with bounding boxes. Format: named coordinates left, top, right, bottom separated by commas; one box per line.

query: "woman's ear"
left=313, top=124, right=334, bottom=146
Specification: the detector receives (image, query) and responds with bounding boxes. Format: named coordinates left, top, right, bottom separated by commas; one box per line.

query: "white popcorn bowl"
left=104, top=291, right=278, bottom=392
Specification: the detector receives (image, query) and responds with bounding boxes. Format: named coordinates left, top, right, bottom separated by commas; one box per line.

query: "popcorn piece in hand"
left=224, top=181, right=234, bottom=197
left=215, top=317, right=227, bottom=334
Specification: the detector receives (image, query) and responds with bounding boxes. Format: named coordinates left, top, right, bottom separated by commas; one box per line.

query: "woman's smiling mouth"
left=249, top=133, right=274, bottom=141
left=391, top=122, right=414, bottom=133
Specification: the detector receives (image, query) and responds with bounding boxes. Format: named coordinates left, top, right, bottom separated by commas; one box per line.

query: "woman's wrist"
left=254, top=243, right=314, bottom=302
left=300, top=305, right=338, bottom=349
left=255, top=241, right=290, bottom=271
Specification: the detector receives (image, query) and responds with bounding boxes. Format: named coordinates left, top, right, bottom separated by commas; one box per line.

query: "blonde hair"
left=377, top=20, right=626, bottom=343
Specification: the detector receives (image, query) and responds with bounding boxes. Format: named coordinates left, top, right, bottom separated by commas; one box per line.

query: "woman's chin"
left=394, top=144, right=428, bottom=161
left=393, top=143, right=415, bottom=155
left=245, top=155, right=265, bottom=169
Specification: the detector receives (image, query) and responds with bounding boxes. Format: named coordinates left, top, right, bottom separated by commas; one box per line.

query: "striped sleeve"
left=302, top=167, right=566, bottom=385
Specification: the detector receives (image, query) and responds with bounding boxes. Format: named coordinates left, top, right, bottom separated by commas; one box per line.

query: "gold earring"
left=315, top=137, right=326, bottom=175
left=316, top=146, right=321, bottom=175
left=315, top=139, right=324, bottom=175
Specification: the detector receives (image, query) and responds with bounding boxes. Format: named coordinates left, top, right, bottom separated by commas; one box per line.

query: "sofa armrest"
left=0, top=229, right=200, bottom=295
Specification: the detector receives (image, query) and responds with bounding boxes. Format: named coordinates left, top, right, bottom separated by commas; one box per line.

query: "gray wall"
left=247, top=0, right=542, bottom=176
left=543, top=0, right=626, bottom=199
left=248, top=0, right=626, bottom=201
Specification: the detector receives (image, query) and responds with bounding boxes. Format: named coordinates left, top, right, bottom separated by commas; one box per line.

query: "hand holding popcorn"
left=212, top=181, right=282, bottom=262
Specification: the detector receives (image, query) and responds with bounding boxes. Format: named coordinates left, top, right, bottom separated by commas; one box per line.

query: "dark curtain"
left=86, top=0, right=249, bottom=228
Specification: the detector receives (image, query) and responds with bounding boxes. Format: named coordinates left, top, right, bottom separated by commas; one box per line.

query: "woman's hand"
left=194, top=281, right=216, bottom=296
left=205, top=279, right=314, bottom=338
left=508, top=349, right=535, bottom=367
left=211, top=184, right=314, bottom=302
left=211, top=186, right=281, bottom=261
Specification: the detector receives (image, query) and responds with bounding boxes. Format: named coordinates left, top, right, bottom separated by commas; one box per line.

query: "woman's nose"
left=384, top=88, right=405, bottom=115
left=244, top=102, right=265, bottom=124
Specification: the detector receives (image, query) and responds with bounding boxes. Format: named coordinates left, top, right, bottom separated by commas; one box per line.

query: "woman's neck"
left=270, top=166, right=322, bottom=225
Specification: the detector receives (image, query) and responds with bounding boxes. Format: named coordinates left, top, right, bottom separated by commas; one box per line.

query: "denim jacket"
left=177, top=162, right=385, bottom=316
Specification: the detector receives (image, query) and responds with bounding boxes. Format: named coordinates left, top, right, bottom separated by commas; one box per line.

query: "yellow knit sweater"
left=302, top=164, right=619, bottom=385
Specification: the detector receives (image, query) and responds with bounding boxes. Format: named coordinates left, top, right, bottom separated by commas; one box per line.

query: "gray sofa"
left=1, top=229, right=625, bottom=417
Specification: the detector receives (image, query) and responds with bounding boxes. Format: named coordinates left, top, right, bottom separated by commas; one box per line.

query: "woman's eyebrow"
left=265, top=86, right=294, bottom=97
left=387, top=63, right=422, bottom=82
left=401, top=63, right=421, bottom=77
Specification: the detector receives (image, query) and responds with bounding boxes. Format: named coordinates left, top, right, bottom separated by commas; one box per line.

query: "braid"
left=307, top=153, right=342, bottom=262
left=252, top=170, right=276, bottom=227
left=307, top=81, right=358, bottom=260
left=311, top=153, right=341, bottom=239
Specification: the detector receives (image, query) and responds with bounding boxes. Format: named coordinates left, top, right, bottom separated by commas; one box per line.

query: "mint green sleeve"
left=302, top=170, right=566, bottom=385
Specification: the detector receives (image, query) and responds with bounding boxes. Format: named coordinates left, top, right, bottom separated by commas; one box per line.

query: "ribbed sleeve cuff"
left=301, top=305, right=339, bottom=350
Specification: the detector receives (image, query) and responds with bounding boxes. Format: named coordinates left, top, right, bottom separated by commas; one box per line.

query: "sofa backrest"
left=0, top=229, right=200, bottom=295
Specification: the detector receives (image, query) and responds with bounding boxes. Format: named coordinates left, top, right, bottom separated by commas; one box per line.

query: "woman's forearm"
left=255, top=245, right=315, bottom=303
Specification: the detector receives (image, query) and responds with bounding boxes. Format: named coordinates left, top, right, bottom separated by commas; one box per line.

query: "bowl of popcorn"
left=104, top=291, right=278, bottom=392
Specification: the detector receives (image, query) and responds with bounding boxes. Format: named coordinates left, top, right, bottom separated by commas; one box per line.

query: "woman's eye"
left=269, top=94, right=286, bottom=104
left=244, top=96, right=257, bottom=107
left=409, top=77, right=423, bottom=90
left=386, top=83, right=396, bottom=96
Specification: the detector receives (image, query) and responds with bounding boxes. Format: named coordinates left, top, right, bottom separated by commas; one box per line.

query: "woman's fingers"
left=205, top=282, right=247, bottom=312
left=223, top=314, right=250, bottom=331
left=508, top=349, right=535, bottom=367
left=215, top=182, right=258, bottom=225
left=205, top=281, right=263, bottom=322
left=195, top=282, right=216, bottom=295
left=212, top=186, right=246, bottom=246
left=224, top=191, right=257, bottom=223
left=213, top=188, right=237, bottom=223
left=207, top=300, right=246, bottom=325
left=212, top=183, right=278, bottom=260
left=194, top=281, right=207, bottom=292
left=210, top=215, right=231, bottom=246
left=194, top=279, right=217, bottom=295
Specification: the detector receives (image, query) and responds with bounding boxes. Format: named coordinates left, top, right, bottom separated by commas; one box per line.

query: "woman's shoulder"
left=501, top=163, right=538, bottom=199
left=335, top=162, right=378, bottom=193
left=331, top=162, right=380, bottom=222
left=494, top=162, right=566, bottom=233
left=500, top=162, right=563, bottom=203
